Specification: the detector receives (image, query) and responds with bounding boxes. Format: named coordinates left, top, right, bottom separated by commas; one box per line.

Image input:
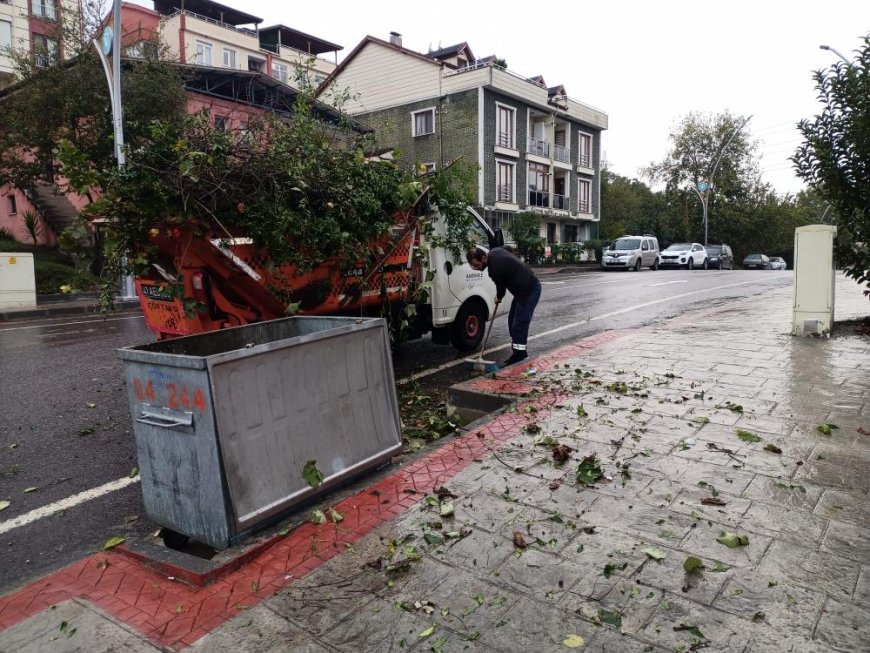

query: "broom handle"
left=478, top=300, right=500, bottom=357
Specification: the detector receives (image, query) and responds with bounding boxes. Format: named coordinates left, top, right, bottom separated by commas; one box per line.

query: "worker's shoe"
left=503, top=350, right=528, bottom=367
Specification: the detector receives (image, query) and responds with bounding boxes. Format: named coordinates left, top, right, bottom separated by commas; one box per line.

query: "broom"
left=464, top=301, right=500, bottom=373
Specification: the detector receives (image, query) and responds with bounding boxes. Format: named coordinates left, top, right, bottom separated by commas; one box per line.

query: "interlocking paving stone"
left=814, top=596, right=870, bottom=652
left=638, top=592, right=755, bottom=651
left=188, top=605, right=332, bottom=653
left=742, top=475, right=824, bottom=511
left=820, top=519, right=870, bottom=563
left=754, top=540, right=860, bottom=599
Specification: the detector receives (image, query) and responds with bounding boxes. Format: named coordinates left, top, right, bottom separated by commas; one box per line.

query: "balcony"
left=33, top=2, right=57, bottom=20
left=553, top=194, right=569, bottom=210
left=528, top=190, right=549, bottom=208
left=554, top=144, right=571, bottom=164
left=527, top=137, right=549, bottom=158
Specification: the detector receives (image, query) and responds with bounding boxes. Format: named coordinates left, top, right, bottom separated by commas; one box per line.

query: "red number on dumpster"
left=193, top=389, right=206, bottom=412
left=145, top=381, right=155, bottom=401
left=167, top=383, right=179, bottom=410
left=133, top=378, right=144, bottom=401
left=180, top=386, right=191, bottom=409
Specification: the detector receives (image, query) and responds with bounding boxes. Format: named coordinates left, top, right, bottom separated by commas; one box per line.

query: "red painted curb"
left=0, top=329, right=630, bottom=650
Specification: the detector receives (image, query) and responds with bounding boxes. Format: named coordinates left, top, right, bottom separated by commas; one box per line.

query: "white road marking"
left=0, top=476, right=141, bottom=535
left=649, top=280, right=688, bottom=287
left=540, top=281, right=565, bottom=285
left=0, top=315, right=144, bottom=333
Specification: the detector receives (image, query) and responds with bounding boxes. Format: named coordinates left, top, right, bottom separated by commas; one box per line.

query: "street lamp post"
left=819, top=44, right=850, bottom=65
left=692, top=115, right=752, bottom=246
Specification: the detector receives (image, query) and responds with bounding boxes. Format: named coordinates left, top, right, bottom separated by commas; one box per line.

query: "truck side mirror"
left=490, top=228, right=505, bottom=248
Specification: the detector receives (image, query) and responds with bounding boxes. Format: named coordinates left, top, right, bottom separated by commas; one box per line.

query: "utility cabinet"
left=792, top=224, right=837, bottom=336
left=0, top=252, right=36, bottom=310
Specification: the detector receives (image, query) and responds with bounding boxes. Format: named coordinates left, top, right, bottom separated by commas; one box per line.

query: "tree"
left=599, top=168, right=670, bottom=241
left=793, top=34, right=870, bottom=297
left=505, top=211, right=543, bottom=261
left=645, top=111, right=760, bottom=245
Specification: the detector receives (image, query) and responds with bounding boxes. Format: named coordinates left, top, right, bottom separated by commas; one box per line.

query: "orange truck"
left=135, top=207, right=509, bottom=351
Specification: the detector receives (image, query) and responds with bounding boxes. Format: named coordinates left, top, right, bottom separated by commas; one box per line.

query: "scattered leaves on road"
left=101, top=536, right=125, bottom=550
left=328, top=508, right=343, bottom=523
left=763, top=444, right=783, bottom=454
left=710, top=561, right=732, bottom=572
left=129, top=467, right=139, bottom=478
left=603, top=562, right=627, bottom=578
left=310, top=510, right=326, bottom=524
left=701, top=497, right=727, bottom=506
left=597, top=608, right=623, bottom=629
left=716, top=532, right=749, bottom=548
left=0, top=500, right=9, bottom=511
left=513, top=532, right=528, bottom=549
left=23, top=487, right=37, bottom=493
left=86, top=402, right=96, bottom=409
left=673, top=623, right=705, bottom=639
left=302, top=460, right=324, bottom=489
left=736, top=429, right=762, bottom=443
left=418, top=624, right=436, bottom=638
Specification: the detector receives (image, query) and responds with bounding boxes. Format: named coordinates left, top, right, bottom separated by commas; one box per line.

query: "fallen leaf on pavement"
left=86, top=402, right=96, bottom=409
left=603, top=562, right=627, bottom=578
left=301, top=460, right=324, bottom=489
left=641, top=546, right=666, bottom=561
left=129, top=467, right=139, bottom=478
left=763, top=444, right=783, bottom=454
left=736, top=429, right=761, bottom=443
left=310, top=509, right=326, bottom=524
left=23, top=487, right=37, bottom=493
left=598, top=609, right=622, bottom=629
left=576, top=455, right=604, bottom=486
left=716, top=531, right=749, bottom=548
left=710, top=561, right=731, bottom=572
left=552, top=444, right=573, bottom=465
left=701, top=497, right=727, bottom=506
left=816, top=423, right=839, bottom=436
left=328, top=508, right=343, bottom=523
left=439, top=502, right=455, bottom=518
left=418, top=624, right=436, bottom=638
left=434, top=486, right=457, bottom=500
left=683, top=556, right=705, bottom=573
left=513, top=532, right=527, bottom=549
left=563, top=633, right=585, bottom=648
left=673, top=623, right=705, bottom=639
left=0, top=500, right=9, bottom=511
left=101, top=536, right=125, bottom=550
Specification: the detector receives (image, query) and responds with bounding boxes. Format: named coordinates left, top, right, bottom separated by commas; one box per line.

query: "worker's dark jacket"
left=486, top=247, right=539, bottom=301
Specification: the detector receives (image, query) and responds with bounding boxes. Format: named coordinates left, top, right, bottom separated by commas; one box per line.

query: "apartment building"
left=120, top=0, right=342, bottom=89
left=317, top=34, right=608, bottom=244
left=0, top=0, right=82, bottom=88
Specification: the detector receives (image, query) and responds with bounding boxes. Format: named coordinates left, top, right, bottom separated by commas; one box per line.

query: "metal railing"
left=496, top=131, right=514, bottom=148
left=528, top=190, right=549, bottom=208
left=578, top=152, right=591, bottom=168
left=164, top=9, right=257, bottom=38
left=554, top=144, right=571, bottom=163
left=496, top=185, right=513, bottom=202
left=528, top=137, right=550, bottom=157
left=553, top=194, right=569, bottom=210
left=34, top=53, right=52, bottom=68
left=578, top=199, right=590, bottom=213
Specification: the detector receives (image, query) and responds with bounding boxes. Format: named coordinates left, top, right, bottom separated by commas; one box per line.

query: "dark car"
left=704, top=244, right=734, bottom=270
left=743, top=254, right=772, bottom=270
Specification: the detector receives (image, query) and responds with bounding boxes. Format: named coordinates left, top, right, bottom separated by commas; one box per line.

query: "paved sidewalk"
left=1, top=276, right=868, bottom=652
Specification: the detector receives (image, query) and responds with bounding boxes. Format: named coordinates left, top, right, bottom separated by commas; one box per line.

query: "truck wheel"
left=451, top=300, right=487, bottom=351
left=633, top=259, right=641, bottom=271
left=652, top=258, right=659, bottom=271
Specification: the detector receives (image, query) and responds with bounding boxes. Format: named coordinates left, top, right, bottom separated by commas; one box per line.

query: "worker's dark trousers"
left=507, top=279, right=541, bottom=352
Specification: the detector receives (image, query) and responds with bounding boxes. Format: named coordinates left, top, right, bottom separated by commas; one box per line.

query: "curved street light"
left=693, top=115, right=753, bottom=246
left=819, top=44, right=851, bottom=65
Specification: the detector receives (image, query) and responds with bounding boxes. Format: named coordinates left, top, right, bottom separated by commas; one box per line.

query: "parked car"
left=703, top=244, right=734, bottom=270
left=743, top=254, right=772, bottom=270
left=769, top=256, right=787, bottom=270
left=600, top=234, right=660, bottom=271
left=659, top=242, right=708, bottom=269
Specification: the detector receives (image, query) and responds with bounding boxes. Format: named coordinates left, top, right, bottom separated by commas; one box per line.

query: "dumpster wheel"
left=160, top=528, right=190, bottom=550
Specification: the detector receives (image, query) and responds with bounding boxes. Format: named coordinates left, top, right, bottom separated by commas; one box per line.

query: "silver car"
left=601, top=235, right=660, bottom=271
left=769, top=257, right=787, bottom=270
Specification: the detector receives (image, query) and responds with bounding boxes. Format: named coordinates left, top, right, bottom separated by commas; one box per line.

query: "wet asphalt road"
left=0, top=268, right=792, bottom=592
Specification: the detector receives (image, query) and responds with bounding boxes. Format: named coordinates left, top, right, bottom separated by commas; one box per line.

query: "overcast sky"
left=132, top=0, right=868, bottom=196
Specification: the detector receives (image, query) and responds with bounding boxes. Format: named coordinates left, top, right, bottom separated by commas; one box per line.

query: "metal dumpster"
left=117, top=316, right=402, bottom=549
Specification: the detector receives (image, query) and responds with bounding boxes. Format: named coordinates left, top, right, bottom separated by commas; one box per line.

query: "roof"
left=182, top=65, right=370, bottom=131
left=427, top=42, right=475, bottom=62
left=258, top=24, right=343, bottom=56
left=152, top=0, right=261, bottom=26
left=316, top=36, right=444, bottom=96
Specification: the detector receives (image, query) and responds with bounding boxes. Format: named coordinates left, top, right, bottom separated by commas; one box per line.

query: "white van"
left=601, top=234, right=660, bottom=271
left=423, top=207, right=512, bottom=350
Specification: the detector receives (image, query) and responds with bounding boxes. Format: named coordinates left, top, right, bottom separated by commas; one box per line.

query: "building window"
left=457, top=57, right=467, bottom=68
left=32, top=0, right=57, bottom=20
left=578, top=132, right=592, bottom=168
left=496, top=160, right=515, bottom=203
left=412, top=108, right=435, bottom=137
left=214, top=115, right=228, bottom=130
left=496, top=103, right=515, bottom=149
left=528, top=162, right=549, bottom=207
left=0, top=21, right=11, bottom=52
left=248, top=57, right=265, bottom=73
left=33, top=34, right=58, bottom=67
left=7, top=195, right=17, bottom=215
left=418, top=162, right=436, bottom=176
left=272, top=62, right=288, bottom=84
left=195, top=40, right=213, bottom=66
left=578, top=179, right=591, bottom=213
left=223, top=48, right=236, bottom=69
